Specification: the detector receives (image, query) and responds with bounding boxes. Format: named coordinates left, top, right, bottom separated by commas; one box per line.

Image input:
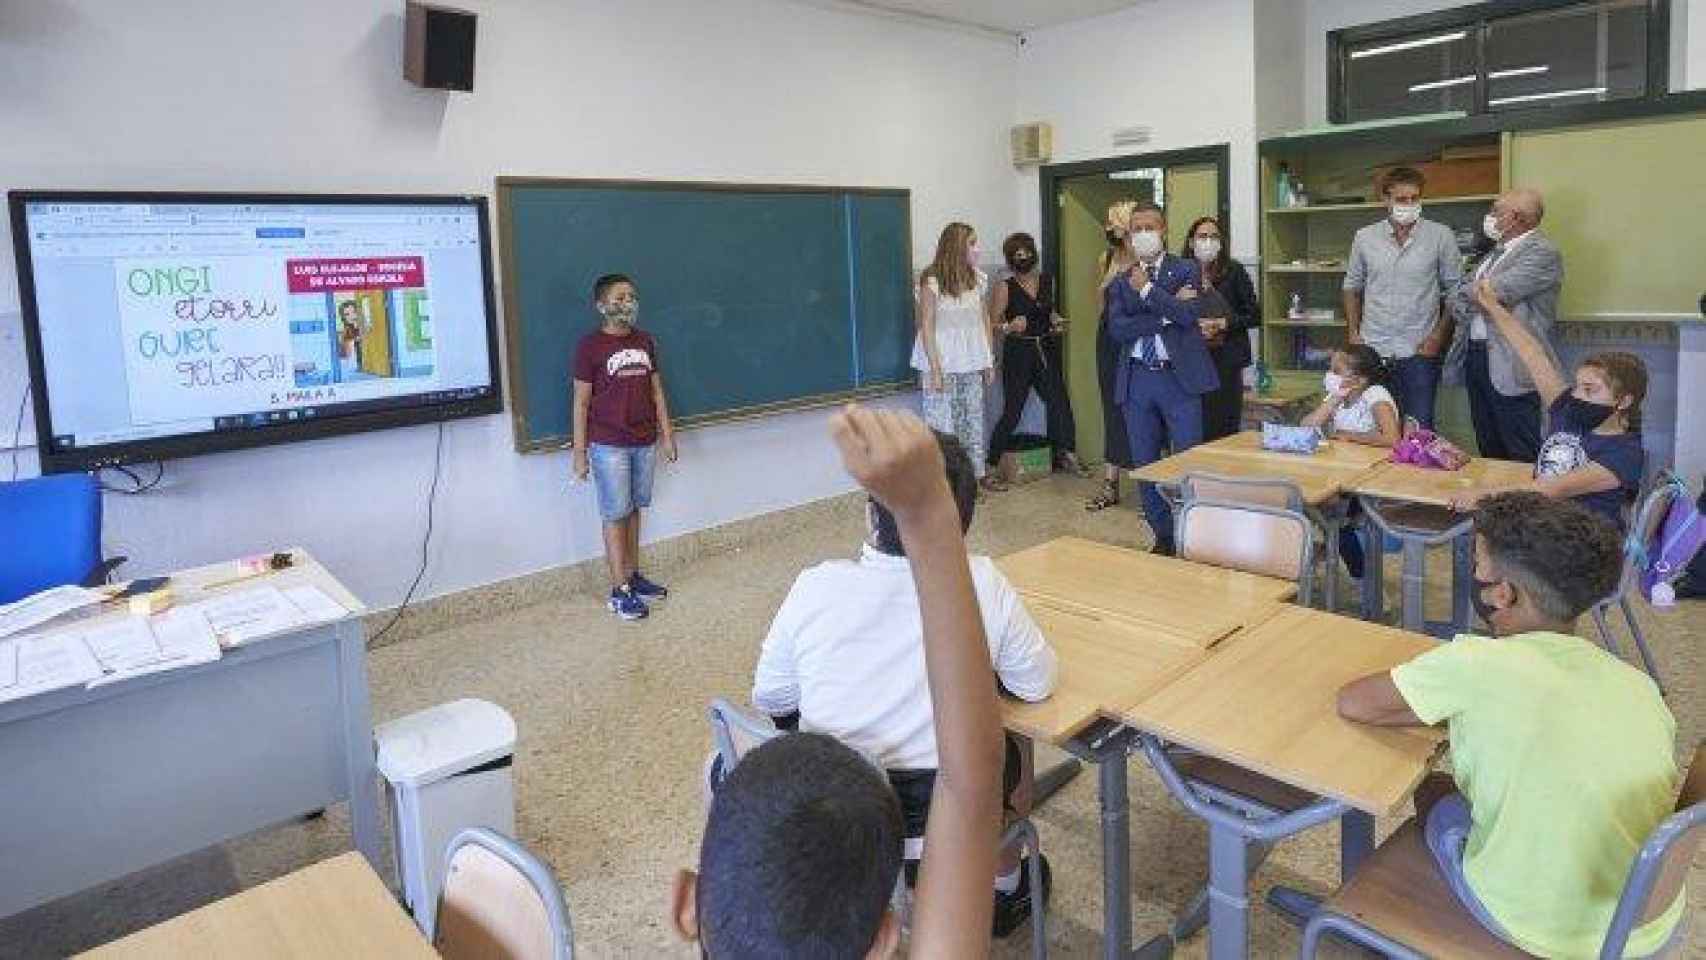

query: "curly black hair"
left=1474, top=492, right=1622, bottom=622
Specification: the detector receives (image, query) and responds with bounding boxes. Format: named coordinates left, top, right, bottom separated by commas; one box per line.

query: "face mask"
left=1390, top=203, right=1421, bottom=226
left=1471, top=575, right=1510, bottom=634
left=1192, top=237, right=1221, bottom=262
left=1482, top=213, right=1503, bottom=242
left=599, top=301, right=637, bottom=326
left=1008, top=250, right=1036, bottom=273
left=1323, top=371, right=1346, bottom=397
left=1558, top=394, right=1617, bottom=432
left=1105, top=228, right=1124, bottom=248
left=1130, top=229, right=1163, bottom=259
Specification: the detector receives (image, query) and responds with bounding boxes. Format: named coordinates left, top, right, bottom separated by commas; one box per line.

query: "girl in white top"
left=1303, top=344, right=1401, bottom=446
left=913, top=222, right=1000, bottom=487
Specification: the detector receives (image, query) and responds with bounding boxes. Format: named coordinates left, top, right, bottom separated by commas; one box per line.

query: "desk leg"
left=1400, top=539, right=1427, bottom=634
left=1033, top=759, right=1083, bottom=808
left=1205, top=824, right=1250, bottom=960
left=1340, top=810, right=1374, bottom=879
left=1451, top=532, right=1472, bottom=634
left=1098, top=747, right=1133, bottom=960
left=337, top=621, right=383, bottom=872
left=1359, top=499, right=1384, bottom=622
left=1319, top=501, right=1347, bottom=613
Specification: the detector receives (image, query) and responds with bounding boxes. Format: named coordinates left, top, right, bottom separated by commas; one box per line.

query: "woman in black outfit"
left=1182, top=215, right=1260, bottom=440
left=987, top=232, right=1087, bottom=477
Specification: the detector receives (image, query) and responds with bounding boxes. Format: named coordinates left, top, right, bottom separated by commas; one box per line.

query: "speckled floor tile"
left=1, top=474, right=1700, bottom=959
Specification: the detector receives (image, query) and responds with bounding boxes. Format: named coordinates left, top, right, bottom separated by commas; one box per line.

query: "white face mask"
left=1192, top=237, right=1222, bottom=262
left=1130, top=229, right=1163, bottom=259
left=1483, top=213, right=1503, bottom=242
left=1390, top=203, right=1421, bottom=226
left=1323, top=371, right=1347, bottom=397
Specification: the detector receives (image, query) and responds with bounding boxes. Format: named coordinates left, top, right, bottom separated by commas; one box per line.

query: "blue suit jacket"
left=1105, top=254, right=1219, bottom=397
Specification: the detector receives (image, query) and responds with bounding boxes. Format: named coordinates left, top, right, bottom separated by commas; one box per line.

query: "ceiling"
left=834, top=0, right=1145, bottom=34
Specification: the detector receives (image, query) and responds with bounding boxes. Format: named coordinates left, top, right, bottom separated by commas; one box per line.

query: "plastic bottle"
left=1289, top=292, right=1303, bottom=318
left=1275, top=164, right=1294, bottom=208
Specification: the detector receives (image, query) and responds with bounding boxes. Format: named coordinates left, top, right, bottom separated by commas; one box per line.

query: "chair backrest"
left=434, top=827, right=574, bottom=960
left=1600, top=743, right=1706, bottom=959
left=707, top=698, right=782, bottom=790
left=1177, top=499, right=1314, bottom=604
left=1179, top=472, right=1305, bottom=513
left=0, top=473, right=102, bottom=605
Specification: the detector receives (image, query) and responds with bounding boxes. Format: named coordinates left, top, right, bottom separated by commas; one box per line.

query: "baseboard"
left=361, top=491, right=868, bottom=648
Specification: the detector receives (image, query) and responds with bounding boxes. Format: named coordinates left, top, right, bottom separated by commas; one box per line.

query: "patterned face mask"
left=600, top=300, right=638, bottom=325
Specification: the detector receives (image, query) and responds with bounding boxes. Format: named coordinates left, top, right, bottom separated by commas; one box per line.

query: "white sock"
left=993, top=866, right=1021, bottom=894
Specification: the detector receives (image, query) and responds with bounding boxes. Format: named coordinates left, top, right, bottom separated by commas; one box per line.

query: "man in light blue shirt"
left=1342, top=167, right=1463, bottom=429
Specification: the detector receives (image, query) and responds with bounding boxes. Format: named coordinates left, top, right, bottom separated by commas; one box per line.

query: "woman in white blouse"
left=913, top=222, right=1000, bottom=490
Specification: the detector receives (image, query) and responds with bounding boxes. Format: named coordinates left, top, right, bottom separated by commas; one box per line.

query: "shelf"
left=1266, top=265, right=1346, bottom=275
left=1266, top=194, right=1497, bottom=214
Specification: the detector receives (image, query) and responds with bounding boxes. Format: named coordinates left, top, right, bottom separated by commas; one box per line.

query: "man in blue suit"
left=1105, top=203, right=1218, bottom=555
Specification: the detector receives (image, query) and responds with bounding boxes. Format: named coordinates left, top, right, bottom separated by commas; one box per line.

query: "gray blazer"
left=1444, top=231, right=1564, bottom=396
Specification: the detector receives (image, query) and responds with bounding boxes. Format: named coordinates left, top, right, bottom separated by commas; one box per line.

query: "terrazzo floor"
left=2, top=474, right=1700, bottom=958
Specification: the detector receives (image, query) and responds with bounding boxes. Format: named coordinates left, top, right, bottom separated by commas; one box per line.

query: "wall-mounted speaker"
left=405, top=1, right=477, bottom=92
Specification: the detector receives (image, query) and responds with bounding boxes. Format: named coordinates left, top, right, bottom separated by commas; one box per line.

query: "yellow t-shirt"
left=1391, top=632, right=1681, bottom=958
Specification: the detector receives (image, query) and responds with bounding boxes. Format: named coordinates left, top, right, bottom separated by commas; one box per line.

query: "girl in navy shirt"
left=1449, top=279, right=1645, bottom=529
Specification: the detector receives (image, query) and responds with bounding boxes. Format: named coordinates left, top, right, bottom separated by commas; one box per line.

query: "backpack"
left=1389, top=418, right=1470, bottom=471
left=1635, top=472, right=1705, bottom=605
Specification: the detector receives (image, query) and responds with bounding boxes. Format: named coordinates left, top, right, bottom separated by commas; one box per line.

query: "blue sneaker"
left=607, top=586, right=648, bottom=621
left=629, top=572, right=668, bottom=602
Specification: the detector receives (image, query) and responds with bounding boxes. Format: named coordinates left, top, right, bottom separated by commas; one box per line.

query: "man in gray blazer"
left=1445, top=188, right=1563, bottom=462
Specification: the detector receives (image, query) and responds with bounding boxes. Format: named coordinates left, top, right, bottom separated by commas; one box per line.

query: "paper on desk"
left=281, top=585, right=348, bottom=623
left=81, top=617, right=164, bottom=673
left=86, top=608, right=222, bottom=688
left=0, top=584, right=104, bottom=639
left=192, top=586, right=308, bottom=646
left=0, top=633, right=102, bottom=704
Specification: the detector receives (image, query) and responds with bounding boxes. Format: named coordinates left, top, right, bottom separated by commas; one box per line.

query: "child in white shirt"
left=1302, top=344, right=1400, bottom=582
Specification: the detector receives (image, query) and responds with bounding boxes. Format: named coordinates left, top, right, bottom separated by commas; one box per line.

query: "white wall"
left=1255, top=0, right=1307, bottom=138
left=1304, top=0, right=1706, bottom=127
left=1013, top=0, right=1262, bottom=260
left=0, top=0, right=1021, bottom=607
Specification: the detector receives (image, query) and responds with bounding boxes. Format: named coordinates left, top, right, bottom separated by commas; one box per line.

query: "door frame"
left=1037, top=143, right=1232, bottom=287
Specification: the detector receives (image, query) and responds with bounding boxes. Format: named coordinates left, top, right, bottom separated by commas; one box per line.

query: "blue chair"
left=1299, top=744, right=1704, bottom=959
left=0, top=474, right=125, bottom=605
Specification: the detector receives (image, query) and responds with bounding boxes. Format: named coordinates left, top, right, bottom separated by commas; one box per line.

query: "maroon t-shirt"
left=573, top=329, right=660, bottom=447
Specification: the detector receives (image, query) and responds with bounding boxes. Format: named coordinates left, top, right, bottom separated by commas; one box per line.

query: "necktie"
left=1139, top=258, right=1162, bottom=365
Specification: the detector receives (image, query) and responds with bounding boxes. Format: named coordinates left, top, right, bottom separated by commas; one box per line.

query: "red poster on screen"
left=285, top=256, right=424, bottom=292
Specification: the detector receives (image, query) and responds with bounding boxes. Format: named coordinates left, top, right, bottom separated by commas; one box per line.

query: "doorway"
left=1040, top=145, right=1230, bottom=463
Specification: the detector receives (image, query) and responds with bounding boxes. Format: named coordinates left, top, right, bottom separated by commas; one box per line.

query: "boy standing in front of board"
left=572, top=273, right=679, bottom=621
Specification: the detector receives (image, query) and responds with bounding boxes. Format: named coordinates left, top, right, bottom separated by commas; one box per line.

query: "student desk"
left=77, top=852, right=434, bottom=959
left=0, top=551, right=379, bottom=920
left=1127, top=436, right=1388, bottom=611
left=1119, top=605, right=1446, bottom=960
left=998, top=538, right=1295, bottom=960
left=997, top=536, right=1297, bottom=649
left=1344, top=458, right=1535, bottom=634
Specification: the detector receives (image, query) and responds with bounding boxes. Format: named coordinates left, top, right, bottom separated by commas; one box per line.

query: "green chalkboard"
left=497, top=179, right=913, bottom=451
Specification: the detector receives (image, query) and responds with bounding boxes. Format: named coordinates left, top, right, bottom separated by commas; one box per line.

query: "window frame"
left=1327, top=0, right=1671, bottom=125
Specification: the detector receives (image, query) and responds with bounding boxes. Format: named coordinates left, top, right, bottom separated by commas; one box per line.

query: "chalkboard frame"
left=494, top=177, right=916, bottom=453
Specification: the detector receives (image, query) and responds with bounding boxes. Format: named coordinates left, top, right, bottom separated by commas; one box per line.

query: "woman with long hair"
left=1181, top=216, right=1260, bottom=440
left=1086, top=201, right=1138, bottom=510
left=912, top=222, right=1000, bottom=490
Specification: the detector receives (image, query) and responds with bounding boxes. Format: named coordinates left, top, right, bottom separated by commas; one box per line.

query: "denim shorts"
left=589, top=443, right=656, bottom=523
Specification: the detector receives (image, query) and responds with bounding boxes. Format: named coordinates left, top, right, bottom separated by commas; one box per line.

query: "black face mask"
left=1471, top=575, right=1509, bottom=633
left=1556, top=394, right=1617, bottom=433
left=1008, top=251, right=1036, bottom=273
left=1105, top=229, right=1123, bottom=247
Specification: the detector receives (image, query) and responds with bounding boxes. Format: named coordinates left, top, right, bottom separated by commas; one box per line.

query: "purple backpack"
left=1635, top=473, right=1705, bottom=603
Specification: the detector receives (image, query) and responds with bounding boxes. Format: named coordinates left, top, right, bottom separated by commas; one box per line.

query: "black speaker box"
left=405, top=1, right=476, bottom=92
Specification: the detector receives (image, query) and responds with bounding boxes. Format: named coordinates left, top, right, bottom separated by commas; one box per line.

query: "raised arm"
left=1475, top=279, right=1568, bottom=405
left=830, top=406, right=1001, bottom=959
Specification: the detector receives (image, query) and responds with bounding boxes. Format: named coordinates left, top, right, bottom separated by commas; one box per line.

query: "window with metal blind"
left=1329, top=0, right=1669, bottom=124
